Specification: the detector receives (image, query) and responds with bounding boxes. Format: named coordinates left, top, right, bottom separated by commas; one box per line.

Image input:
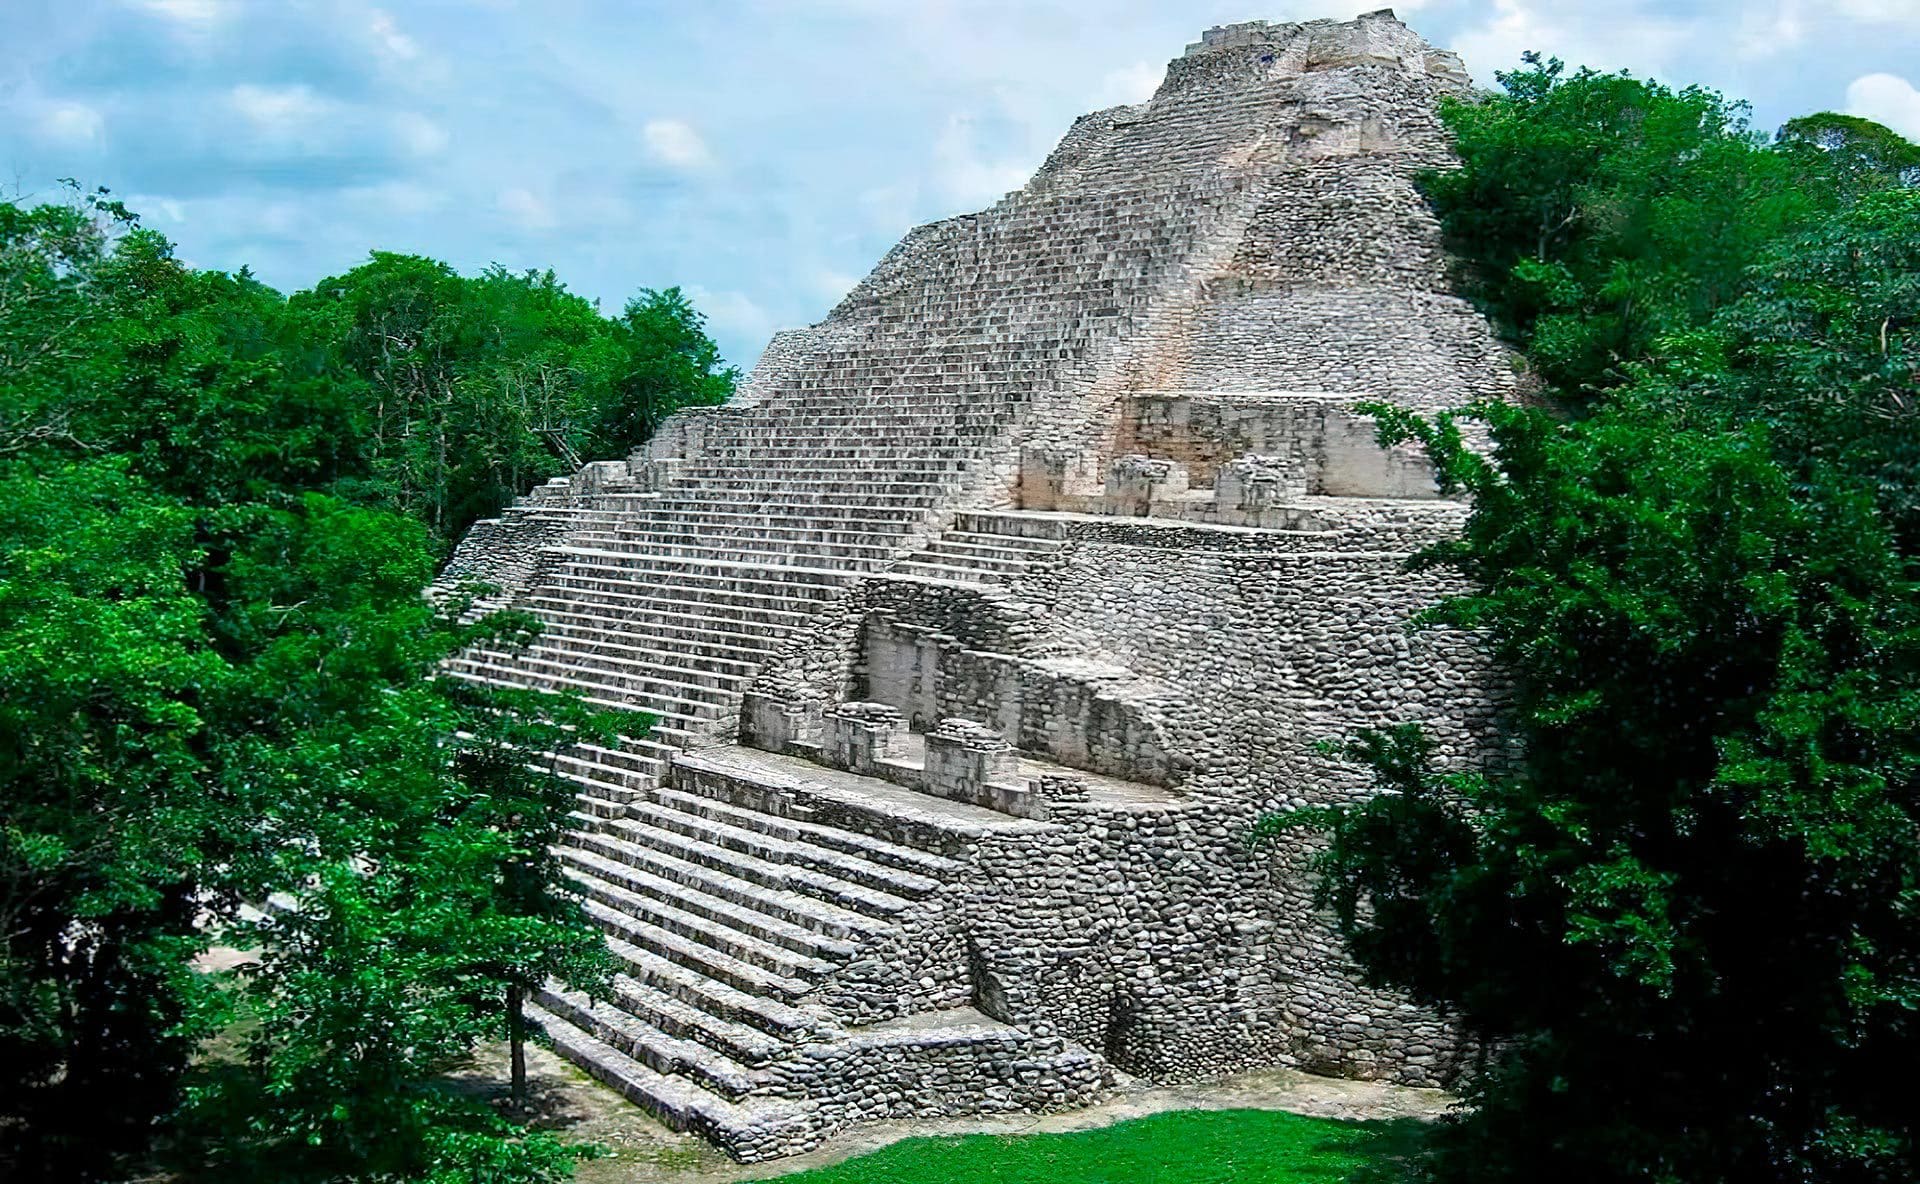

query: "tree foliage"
left=1422, top=56, right=1915, bottom=406
left=0, top=186, right=708, bottom=1181
left=1298, top=61, right=1920, bottom=1184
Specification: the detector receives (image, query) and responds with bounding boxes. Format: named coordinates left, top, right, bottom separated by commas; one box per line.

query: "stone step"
left=472, top=636, right=748, bottom=687
left=609, top=517, right=914, bottom=547
left=532, top=612, right=779, bottom=664
left=468, top=646, right=748, bottom=701
left=534, top=582, right=818, bottom=631
left=537, top=983, right=764, bottom=1100
left=561, top=766, right=654, bottom=801
left=513, top=630, right=763, bottom=679
left=583, top=807, right=920, bottom=921
left=574, top=792, right=632, bottom=820
left=444, top=667, right=713, bottom=733
left=595, top=973, right=789, bottom=1067
left=573, top=737, right=684, bottom=774
left=909, top=546, right=1033, bottom=573
left=642, top=499, right=923, bottom=525
left=591, top=926, right=820, bottom=1040
left=951, top=510, right=1077, bottom=541
left=574, top=534, right=900, bottom=568
left=550, top=550, right=858, bottom=593
left=616, top=795, right=941, bottom=900
left=575, top=892, right=818, bottom=1003
left=651, top=786, right=964, bottom=880
left=673, top=747, right=1049, bottom=857
left=564, top=860, right=837, bottom=984
left=888, top=560, right=1013, bottom=584
left=526, top=1000, right=821, bottom=1163
left=544, top=564, right=847, bottom=611
left=446, top=658, right=727, bottom=726
left=562, top=828, right=881, bottom=950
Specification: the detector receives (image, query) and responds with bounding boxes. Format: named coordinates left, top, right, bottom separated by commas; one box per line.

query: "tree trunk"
left=507, top=982, right=528, bottom=1105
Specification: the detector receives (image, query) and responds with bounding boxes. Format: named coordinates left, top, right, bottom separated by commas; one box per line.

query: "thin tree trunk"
left=507, top=982, right=528, bottom=1105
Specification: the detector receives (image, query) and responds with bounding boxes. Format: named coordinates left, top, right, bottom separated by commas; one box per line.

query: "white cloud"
left=344, top=181, right=448, bottom=218
left=643, top=118, right=714, bottom=170
left=129, top=194, right=187, bottom=223
left=856, top=182, right=919, bottom=235
left=1093, top=61, right=1163, bottom=108
left=392, top=112, right=448, bottom=157
left=369, top=10, right=419, bottom=60
left=39, top=100, right=104, bottom=146
left=1448, top=0, right=1686, bottom=84
left=811, top=267, right=860, bottom=304
left=689, top=285, right=777, bottom=347
left=931, top=112, right=1037, bottom=209
left=1846, top=72, right=1920, bottom=140
left=497, top=186, right=555, bottom=229
left=229, top=84, right=332, bottom=131
left=1835, top=0, right=1920, bottom=28
left=126, top=0, right=227, bottom=24
left=1735, top=2, right=1806, bottom=59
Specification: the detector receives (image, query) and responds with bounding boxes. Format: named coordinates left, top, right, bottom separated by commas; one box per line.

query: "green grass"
left=766, top=1109, right=1426, bottom=1184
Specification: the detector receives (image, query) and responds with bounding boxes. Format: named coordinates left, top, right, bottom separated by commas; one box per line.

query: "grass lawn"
left=764, top=1109, right=1426, bottom=1184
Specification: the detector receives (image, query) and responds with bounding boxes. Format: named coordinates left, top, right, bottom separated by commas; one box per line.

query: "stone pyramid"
left=440, top=9, right=1511, bottom=1161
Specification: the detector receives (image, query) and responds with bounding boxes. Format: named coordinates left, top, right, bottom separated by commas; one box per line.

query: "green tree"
left=0, top=460, right=233, bottom=1180
left=1300, top=398, right=1919, bottom=1184
left=0, top=190, right=687, bottom=1181
left=1423, top=56, right=1819, bottom=403
left=590, top=286, right=737, bottom=453
left=1292, top=61, right=1920, bottom=1184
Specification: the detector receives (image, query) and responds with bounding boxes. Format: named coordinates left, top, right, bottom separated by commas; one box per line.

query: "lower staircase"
left=521, top=746, right=1106, bottom=1161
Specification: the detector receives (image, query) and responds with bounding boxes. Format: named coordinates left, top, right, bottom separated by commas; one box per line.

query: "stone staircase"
left=888, top=518, right=1068, bottom=586
left=516, top=748, right=1101, bottom=1160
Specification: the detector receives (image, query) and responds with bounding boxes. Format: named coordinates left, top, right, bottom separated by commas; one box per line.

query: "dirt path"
left=454, top=1043, right=1456, bottom=1184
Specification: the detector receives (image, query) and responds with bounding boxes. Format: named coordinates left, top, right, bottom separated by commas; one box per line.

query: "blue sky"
left=4, top=1, right=1919, bottom=369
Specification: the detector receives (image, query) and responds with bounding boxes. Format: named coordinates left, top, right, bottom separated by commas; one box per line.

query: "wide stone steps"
left=589, top=973, right=786, bottom=1067
left=447, top=658, right=727, bottom=727
left=538, top=983, right=765, bottom=1100
left=540, top=566, right=840, bottom=613
left=615, top=797, right=940, bottom=900
left=533, top=580, right=822, bottom=631
left=526, top=1000, right=819, bottom=1162
left=640, top=499, right=926, bottom=526
left=561, top=830, right=877, bottom=956
left=555, top=748, right=661, bottom=794
left=650, top=786, right=963, bottom=881
left=581, top=808, right=919, bottom=921
left=559, top=771, right=649, bottom=809
left=531, top=613, right=777, bottom=666
left=614, top=506, right=917, bottom=533
left=575, top=532, right=901, bottom=568
left=466, top=644, right=748, bottom=701
left=519, top=629, right=765, bottom=680
left=571, top=880, right=822, bottom=1001
left=445, top=665, right=718, bottom=732
left=590, top=926, right=819, bottom=1040
left=468, top=636, right=748, bottom=690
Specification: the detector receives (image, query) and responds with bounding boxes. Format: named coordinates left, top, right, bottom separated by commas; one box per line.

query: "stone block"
left=822, top=702, right=907, bottom=775
left=923, top=717, right=1018, bottom=804
left=1105, top=454, right=1189, bottom=517
left=1018, top=447, right=1070, bottom=511
left=1214, top=453, right=1308, bottom=511
left=741, top=692, right=809, bottom=753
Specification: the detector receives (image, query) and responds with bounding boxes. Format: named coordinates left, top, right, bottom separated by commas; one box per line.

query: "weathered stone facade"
left=439, top=10, right=1511, bottom=1161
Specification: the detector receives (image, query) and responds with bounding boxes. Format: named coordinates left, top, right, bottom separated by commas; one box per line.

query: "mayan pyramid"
left=440, top=9, right=1512, bottom=1161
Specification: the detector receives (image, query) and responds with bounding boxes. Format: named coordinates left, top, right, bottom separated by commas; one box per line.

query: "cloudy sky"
left=4, top=0, right=1918, bottom=368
